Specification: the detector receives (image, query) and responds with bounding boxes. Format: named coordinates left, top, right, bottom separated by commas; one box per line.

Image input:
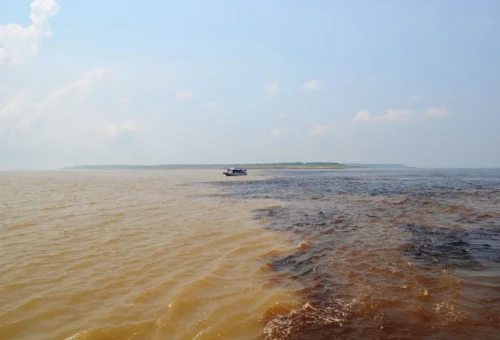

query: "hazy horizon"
left=2, top=1, right=499, bottom=170
left=3, top=162, right=500, bottom=171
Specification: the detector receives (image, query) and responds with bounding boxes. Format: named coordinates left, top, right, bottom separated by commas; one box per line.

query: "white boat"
left=223, top=168, right=247, bottom=176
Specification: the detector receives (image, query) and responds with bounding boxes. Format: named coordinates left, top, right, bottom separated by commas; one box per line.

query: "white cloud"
left=270, top=128, right=286, bottom=137
left=308, top=125, right=331, bottom=136
left=0, top=0, right=60, bottom=65
left=352, top=109, right=412, bottom=124
left=176, top=90, right=194, bottom=101
left=0, top=68, right=116, bottom=148
left=205, top=101, right=219, bottom=109
left=267, top=84, right=279, bottom=96
left=424, top=106, right=448, bottom=119
left=381, top=109, right=413, bottom=122
left=352, top=110, right=372, bottom=124
left=106, top=121, right=137, bottom=137
left=44, top=68, right=108, bottom=104
left=301, top=79, right=321, bottom=92
left=0, top=93, right=28, bottom=118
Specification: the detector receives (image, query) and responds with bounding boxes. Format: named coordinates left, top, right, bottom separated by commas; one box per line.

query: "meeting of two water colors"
left=1, top=168, right=499, bottom=340
left=199, top=168, right=500, bottom=339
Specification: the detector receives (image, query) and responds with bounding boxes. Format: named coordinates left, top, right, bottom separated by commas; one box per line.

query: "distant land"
left=345, top=163, right=411, bottom=169
left=61, top=162, right=410, bottom=170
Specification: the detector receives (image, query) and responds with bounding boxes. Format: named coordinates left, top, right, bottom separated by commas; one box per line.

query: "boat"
left=223, top=168, right=247, bottom=176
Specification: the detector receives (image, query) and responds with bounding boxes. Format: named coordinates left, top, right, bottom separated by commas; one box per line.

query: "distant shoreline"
left=61, top=163, right=410, bottom=171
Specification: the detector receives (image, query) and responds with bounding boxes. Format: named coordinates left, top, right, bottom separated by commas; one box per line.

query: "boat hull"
left=223, top=168, right=248, bottom=176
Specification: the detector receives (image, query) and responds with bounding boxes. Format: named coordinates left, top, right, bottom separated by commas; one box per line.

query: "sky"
left=0, top=0, right=499, bottom=169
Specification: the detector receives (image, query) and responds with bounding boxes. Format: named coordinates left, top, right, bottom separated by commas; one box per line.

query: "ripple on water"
left=201, top=169, right=500, bottom=339
left=2, top=169, right=500, bottom=340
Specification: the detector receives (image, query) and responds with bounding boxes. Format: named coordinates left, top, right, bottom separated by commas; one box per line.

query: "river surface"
left=1, top=169, right=499, bottom=339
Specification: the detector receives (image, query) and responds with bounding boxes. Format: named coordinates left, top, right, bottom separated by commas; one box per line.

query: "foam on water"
left=202, top=168, right=500, bottom=339
left=2, top=169, right=500, bottom=339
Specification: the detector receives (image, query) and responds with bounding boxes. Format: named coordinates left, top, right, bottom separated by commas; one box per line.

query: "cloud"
left=467, top=16, right=494, bottom=27
left=106, top=121, right=137, bottom=137
left=176, top=90, right=194, bottom=101
left=352, top=109, right=413, bottom=124
left=0, top=0, right=60, bottom=65
left=0, top=68, right=115, bottom=148
left=267, top=84, right=279, bottom=96
left=204, top=101, right=219, bottom=109
left=0, top=93, right=28, bottom=118
left=301, top=79, right=321, bottom=92
left=424, top=106, right=448, bottom=119
left=44, top=68, right=108, bottom=104
left=381, top=109, right=413, bottom=122
left=270, top=128, right=286, bottom=137
left=308, top=124, right=331, bottom=136
left=352, top=110, right=372, bottom=124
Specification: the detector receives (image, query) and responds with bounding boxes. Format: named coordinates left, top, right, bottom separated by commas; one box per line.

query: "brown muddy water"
left=1, top=169, right=500, bottom=340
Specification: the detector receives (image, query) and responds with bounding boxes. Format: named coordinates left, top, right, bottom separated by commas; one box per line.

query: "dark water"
left=202, top=169, right=500, bottom=339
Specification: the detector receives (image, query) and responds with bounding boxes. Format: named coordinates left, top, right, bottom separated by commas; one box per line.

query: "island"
left=61, top=162, right=410, bottom=170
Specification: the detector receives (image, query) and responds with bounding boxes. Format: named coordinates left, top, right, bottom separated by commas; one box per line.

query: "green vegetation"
left=253, top=162, right=344, bottom=166
left=62, top=162, right=356, bottom=170
left=62, top=162, right=410, bottom=170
